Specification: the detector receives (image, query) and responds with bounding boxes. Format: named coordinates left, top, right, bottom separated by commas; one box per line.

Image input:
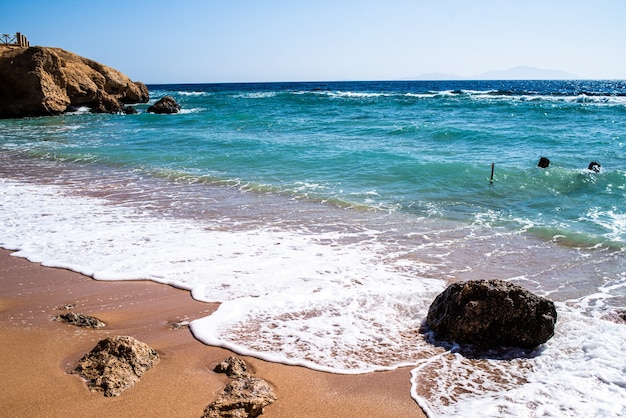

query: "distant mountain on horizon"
left=473, top=66, right=578, bottom=80
left=410, top=66, right=579, bottom=81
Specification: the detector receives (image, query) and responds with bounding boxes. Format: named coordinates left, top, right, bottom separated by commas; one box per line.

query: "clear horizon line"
left=143, top=77, right=624, bottom=86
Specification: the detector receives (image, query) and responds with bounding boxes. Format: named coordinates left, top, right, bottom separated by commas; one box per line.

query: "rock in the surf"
left=147, top=95, right=181, bottom=114
left=74, top=336, right=159, bottom=396
left=425, top=279, right=557, bottom=349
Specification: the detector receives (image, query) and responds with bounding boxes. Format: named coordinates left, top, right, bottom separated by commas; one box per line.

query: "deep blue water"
left=5, top=80, right=626, bottom=245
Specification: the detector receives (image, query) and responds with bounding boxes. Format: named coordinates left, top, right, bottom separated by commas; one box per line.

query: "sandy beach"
left=0, top=248, right=426, bottom=417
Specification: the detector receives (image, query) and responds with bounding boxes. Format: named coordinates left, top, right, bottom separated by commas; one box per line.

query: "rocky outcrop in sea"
left=0, top=45, right=149, bottom=118
left=147, top=95, right=181, bottom=114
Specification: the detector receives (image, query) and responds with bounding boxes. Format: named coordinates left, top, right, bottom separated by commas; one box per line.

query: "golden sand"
left=0, top=249, right=425, bottom=417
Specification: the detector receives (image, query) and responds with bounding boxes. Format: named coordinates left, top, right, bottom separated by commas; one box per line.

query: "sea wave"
left=232, top=91, right=278, bottom=99
left=284, top=88, right=626, bottom=107
left=149, top=80, right=626, bottom=109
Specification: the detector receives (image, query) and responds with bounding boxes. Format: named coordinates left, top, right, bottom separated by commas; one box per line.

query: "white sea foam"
left=234, top=92, right=277, bottom=99
left=326, top=88, right=626, bottom=107
left=65, top=106, right=91, bottom=114
left=412, top=306, right=626, bottom=417
left=330, top=91, right=389, bottom=99
left=467, top=92, right=626, bottom=106
left=178, top=108, right=205, bottom=114
left=587, top=208, right=626, bottom=242
left=178, top=91, right=212, bottom=97
left=2, top=177, right=626, bottom=416
left=404, top=92, right=439, bottom=99
left=295, top=88, right=626, bottom=107
left=0, top=178, right=444, bottom=369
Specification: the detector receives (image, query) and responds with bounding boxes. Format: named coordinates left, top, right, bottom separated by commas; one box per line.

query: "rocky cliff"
left=0, top=45, right=149, bottom=118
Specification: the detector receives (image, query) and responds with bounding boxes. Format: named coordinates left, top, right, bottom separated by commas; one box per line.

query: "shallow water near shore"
left=1, top=80, right=626, bottom=416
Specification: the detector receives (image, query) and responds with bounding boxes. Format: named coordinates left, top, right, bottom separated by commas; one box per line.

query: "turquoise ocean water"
left=1, top=80, right=626, bottom=416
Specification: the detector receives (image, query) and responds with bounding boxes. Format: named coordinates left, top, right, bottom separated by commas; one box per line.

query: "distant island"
left=410, top=66, right=579, bottom=81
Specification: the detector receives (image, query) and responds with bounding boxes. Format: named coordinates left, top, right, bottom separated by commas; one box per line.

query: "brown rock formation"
left=74, top=336, right=159, bottom=397
left=53, top=311, right=106, bottom=329
left=205, top=357, right=276, bottom=417
left=204, top=378, right=276, bottom=418
left=0, top=45, right=148, bottom=118
left=214, top=356, right=250, bottom=379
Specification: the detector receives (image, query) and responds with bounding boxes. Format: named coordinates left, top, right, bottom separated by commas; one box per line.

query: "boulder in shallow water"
left=122, top=105, right=138, bottom=114
left=425, top=279, right=557, bottom=349
left=147, top=95, right=180, bottom=114
left=74, top=335, right=159, bottom=396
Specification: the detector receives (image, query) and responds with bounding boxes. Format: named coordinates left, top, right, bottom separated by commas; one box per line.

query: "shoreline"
left=0, top=249, right=425, bottom=417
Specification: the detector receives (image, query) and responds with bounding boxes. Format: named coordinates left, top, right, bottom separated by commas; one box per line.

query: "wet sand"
left=0, top=249, right=425, bottom=417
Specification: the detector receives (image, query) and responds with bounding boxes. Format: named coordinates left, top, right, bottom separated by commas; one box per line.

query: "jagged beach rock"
left=147, top=95, right=181, bottom=114
left=214, top=356, right=250, bottom=378
left=53, top=311, right=106, bottom=329
left=203, top=377, right=276, bottom=418
left=0, top=45, right=149, bottom=118
left=74, top=336, right=159, bottom=397
left=425, top=279, right=557, bottom=349
left=205, top=357, right=276, bottom=418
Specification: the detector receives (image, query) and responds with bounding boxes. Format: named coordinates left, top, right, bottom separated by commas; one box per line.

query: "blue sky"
left=2, top=0, right=625, bottom=83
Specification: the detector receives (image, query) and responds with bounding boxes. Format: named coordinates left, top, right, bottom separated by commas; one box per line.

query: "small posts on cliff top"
left=489, top=162, right=495, bottom=184
left=0, top=32, right=29, bottom=48
left=16, top=32, right=29, bottom=48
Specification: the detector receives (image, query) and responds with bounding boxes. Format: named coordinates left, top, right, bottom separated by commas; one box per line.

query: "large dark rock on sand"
left=147, top=95, right=181, bottom=114
left=74, top=336, right=159, bottom=397
left=205, top=356, right=276, bottom=418
left=0, top=45, right=149, bottom=118
left=425, top=279, right=557, bottom=349
left=53, top=311, right=106, bottom=329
